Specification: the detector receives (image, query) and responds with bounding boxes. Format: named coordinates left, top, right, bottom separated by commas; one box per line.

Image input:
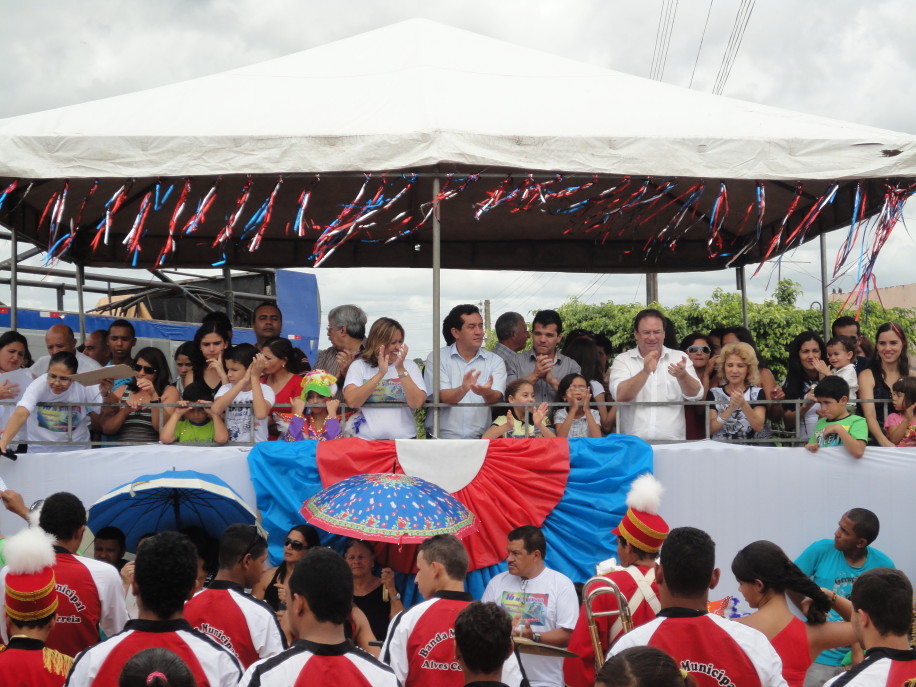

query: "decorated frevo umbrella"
left=88, top=469, right=261, bottom=552
left=300, top=473, right=477, bottom=545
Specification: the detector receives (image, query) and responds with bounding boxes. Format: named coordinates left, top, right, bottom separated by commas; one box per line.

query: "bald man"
left=30, top=324, right=102, bottom=377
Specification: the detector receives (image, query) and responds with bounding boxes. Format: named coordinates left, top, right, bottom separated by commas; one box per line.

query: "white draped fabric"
left=1, top=440, right=911, bottom=602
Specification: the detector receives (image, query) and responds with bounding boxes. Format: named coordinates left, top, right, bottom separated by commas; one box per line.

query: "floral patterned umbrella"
left=300, top=473, right=477, bottom=544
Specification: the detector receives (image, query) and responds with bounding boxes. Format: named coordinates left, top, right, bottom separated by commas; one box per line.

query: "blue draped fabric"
left=247, top=435, right=653, bottom=608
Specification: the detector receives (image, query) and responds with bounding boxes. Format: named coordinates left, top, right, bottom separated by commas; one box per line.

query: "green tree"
left=555, top=280, right=915, bottom=382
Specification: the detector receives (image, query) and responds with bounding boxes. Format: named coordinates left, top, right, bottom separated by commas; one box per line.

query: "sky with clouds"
left=1, top=1, right=914, bottom=357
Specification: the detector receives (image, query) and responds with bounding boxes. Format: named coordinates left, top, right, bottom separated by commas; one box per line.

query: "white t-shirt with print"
left=344, top=358, right=426, bottom=440
left=17, top=375, right=102, bottom=452
left=214, top=383, right=276, bottom=443
left=481, top=567, right=579, bottom=687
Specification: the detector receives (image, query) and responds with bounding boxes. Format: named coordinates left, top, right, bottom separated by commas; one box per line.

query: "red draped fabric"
left=315, top=438, right=570, bottom=572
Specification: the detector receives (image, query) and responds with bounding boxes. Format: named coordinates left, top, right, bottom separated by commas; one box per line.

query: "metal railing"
left=0, top=397, right=892, bottom=449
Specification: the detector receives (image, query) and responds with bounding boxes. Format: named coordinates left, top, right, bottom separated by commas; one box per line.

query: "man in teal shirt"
left=794, top=508, right=895, bottom=687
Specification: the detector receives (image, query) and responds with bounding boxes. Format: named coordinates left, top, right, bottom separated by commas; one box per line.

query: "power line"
left=649, top=0, right=679, bottom=81
left=688, top=0, right=715, bottom=89
left=712, top=0, right=755, bottom=95
left=719, top=0, right=755, bottom=94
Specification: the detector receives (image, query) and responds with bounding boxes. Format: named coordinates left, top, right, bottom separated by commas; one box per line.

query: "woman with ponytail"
left=118, top=648, right=195, bottom=687
left=731, top=541, right=855, bottom=687
left=597, top=646, right=697, bottom=687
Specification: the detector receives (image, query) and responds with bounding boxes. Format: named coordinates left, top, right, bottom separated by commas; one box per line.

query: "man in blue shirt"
left=424, top=304, right=506, bottom=439
left=794, top=508, right=895, bottom=687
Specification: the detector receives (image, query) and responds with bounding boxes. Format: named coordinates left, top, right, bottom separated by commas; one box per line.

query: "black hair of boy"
left=659, top=527, right=715, bottom=597
left=135, top=532, right=198, bottom=619
left=813, top=375, right=850, bottom=402
left=225, top=343, right=258, bottom=368
left=288, top=547, right=353, bottom=625
left=454, top=602, right=513, bottom=674
left=182, top=380, right=215, bottom=403
left=217, top=524, right=267, bottom=570
left=849, top=567, right=913, bottom=636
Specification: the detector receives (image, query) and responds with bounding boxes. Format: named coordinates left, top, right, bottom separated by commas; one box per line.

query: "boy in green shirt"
left=159, top=381, right=228, bottom=445
left=806, top=376, right=867, bottom=459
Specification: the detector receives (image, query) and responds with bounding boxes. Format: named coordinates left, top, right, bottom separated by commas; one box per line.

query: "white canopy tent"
left=1, top=18, right=914, bottom=434
left=1, top=18, right=914, bottom=180
left=0, top=18, right=913, bottom=275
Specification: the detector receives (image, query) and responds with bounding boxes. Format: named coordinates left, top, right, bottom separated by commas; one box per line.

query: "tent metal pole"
left=431, top=176, right=441, bottom=439
left=737, top=266, right=749, bottom=328
left=9, top=227, right=17, bottom=330
left=224, top=267, right=235, bottom=325
left=646, top=273, right=658, bottom=305
left=75, top=263, right=86, bottom=343
left=819, top=233, right=830, bottom=339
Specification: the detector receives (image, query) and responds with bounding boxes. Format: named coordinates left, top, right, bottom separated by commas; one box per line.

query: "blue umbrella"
left=87, top=469, right=259, bottom=552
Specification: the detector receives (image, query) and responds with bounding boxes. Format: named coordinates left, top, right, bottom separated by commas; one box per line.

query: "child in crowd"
left=211, top=344, right=275, bottom=443
left=285, top=370, right=341, bottom=441
left=483, top=379, right=554, bottom=438
left=883, top=376, right=916, bottom=447
left=805, top=376, right=867, bottom=459
left=815, top=335, right=859, bottom=401
left=159, top=381, right=228, bottom=445
left=554, top=373, right=602, bottom=438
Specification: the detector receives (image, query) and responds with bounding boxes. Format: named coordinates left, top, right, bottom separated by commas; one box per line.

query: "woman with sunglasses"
left=99, top=347, right=179, bottom=443
left=0, top=351, right=102, bottom=454
left=679, top=333, right=716, bottom=440
left=255, top=525, right=320, bottom=613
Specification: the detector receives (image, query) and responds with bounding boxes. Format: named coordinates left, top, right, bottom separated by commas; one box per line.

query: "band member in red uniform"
left=382, top=534, right=524, bottom=687
left=185, top=524, right=286, bottom=669
left=0, top=492, right=127, bottom=657
left=610, top=527, right=788, bottom=687
left=239, top=547, right=398, bottom=687
left=65, top=531, right=242, bottom=687
left=0, top=526, right=73, bottom=686
left=565, top=473, right=670, bottom=687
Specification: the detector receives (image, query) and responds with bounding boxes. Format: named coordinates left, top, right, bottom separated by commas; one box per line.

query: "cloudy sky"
left=1, top=1, right=914, bottom=357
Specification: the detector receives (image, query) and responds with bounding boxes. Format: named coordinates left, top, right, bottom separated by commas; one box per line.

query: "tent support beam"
left=149, top=269, right=214, bottom=314
left=224, top=268, right=235, bottom=322
left=646, top=273, right=658, bottom=305
left=431, top=176, right=441, bottom=439
left=9, top=227, right=16, bottom=330
left=75, top=264, right=86, bottom=344
left=737, top=266, right=749, bottom=328
left=819, top=232, right=830, bottom=339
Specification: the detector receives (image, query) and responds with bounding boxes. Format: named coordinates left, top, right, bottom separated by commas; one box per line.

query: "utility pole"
left=483, top=299, right=491, bottom=332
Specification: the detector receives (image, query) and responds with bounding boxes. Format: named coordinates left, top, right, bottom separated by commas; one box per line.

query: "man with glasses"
left=481, top=525, right=578, bottom=687
left=316, top=304, right=367, bottom=385
left=609, top=308, right=703, bottom=441
left=185, top=524, right=286, bottom=669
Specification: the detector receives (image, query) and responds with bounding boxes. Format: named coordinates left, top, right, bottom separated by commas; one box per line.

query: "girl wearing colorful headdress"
left=284, top=369, right=341, bottom=441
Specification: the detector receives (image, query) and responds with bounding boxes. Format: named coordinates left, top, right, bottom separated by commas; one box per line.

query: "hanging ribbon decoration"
left=154, top=178, right=191, bottom=267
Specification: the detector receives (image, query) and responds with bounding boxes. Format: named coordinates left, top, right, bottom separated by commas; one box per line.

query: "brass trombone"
left=582, top=575, right=634, bottom=672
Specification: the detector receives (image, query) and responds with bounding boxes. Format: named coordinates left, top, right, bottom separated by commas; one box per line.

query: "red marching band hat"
left=612, top=473, right=669, bottom=553
left=4, top=527, right=59, bottom=624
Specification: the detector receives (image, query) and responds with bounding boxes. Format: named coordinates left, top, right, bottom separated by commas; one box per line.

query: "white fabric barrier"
left=1, top=441, right=913, bottom=604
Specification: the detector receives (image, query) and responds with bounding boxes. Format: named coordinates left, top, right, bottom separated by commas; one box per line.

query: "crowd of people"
left=0, top=301, right=913, bottom=451
left=0, top=476, right=912, bottom=686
